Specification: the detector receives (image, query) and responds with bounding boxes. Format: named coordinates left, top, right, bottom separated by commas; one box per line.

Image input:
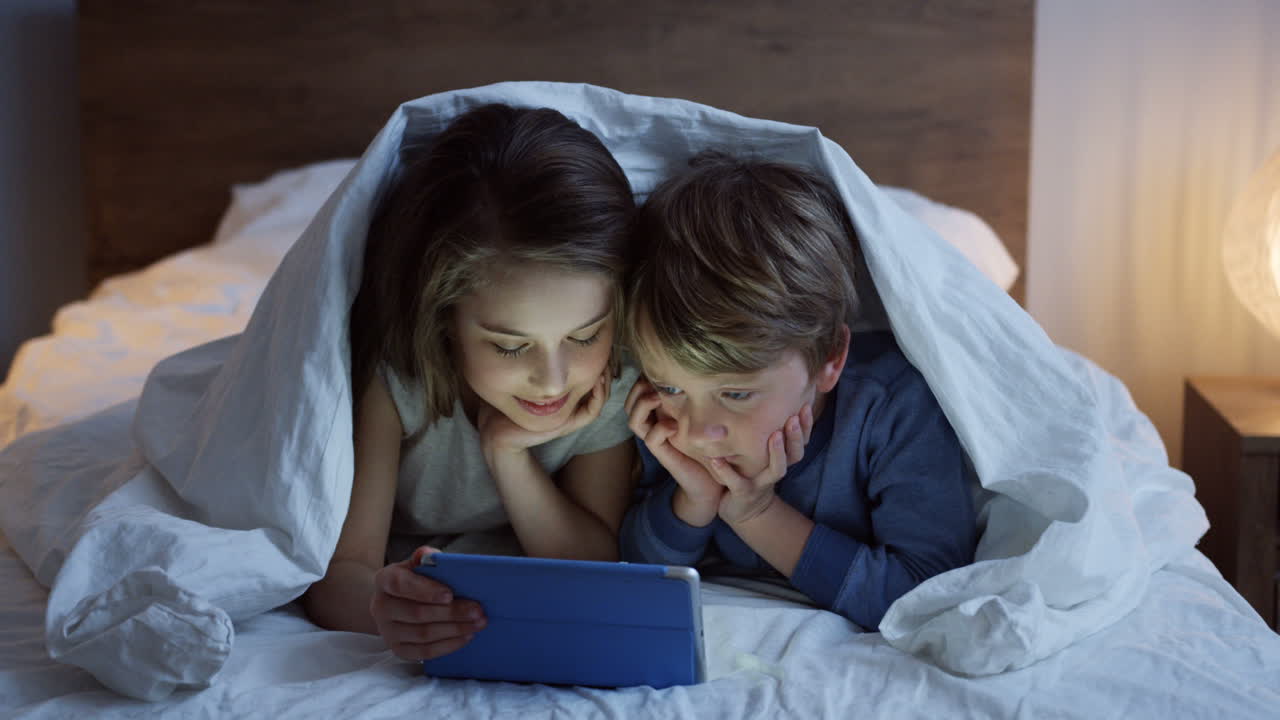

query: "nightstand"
left=1182, top=376, right=1280, bottom=629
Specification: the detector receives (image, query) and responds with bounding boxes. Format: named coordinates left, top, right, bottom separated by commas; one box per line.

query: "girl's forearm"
left=301, top=559, right=380, bottom=634
left=488, top=450, right=619, bottom=561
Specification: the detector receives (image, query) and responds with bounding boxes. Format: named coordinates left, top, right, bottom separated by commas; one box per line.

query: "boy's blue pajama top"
left=620, top=331, right=978, bottom=631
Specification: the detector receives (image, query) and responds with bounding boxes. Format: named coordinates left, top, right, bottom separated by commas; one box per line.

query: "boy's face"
left=638, top=331, right=822, bottom=478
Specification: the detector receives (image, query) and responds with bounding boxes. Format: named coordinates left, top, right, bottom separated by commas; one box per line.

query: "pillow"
left=212, top=161, right=1019, bottom=292
left=879, top=186, right=1019, bottom=291
left=211, top=159, right=358, bottom=252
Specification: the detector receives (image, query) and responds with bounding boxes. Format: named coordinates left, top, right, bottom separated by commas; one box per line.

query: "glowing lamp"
left=1223, top=149, right=1280, bottom=340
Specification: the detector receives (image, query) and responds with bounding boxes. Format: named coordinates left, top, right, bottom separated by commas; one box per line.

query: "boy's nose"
left=683, top=409, right=728, bottom=450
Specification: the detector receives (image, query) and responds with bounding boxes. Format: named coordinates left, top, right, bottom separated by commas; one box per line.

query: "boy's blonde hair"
left=626, top=152, right=865, bottom=376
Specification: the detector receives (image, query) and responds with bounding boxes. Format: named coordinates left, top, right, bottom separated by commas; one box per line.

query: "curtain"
left=1029, top=0, right=1280, bottom=465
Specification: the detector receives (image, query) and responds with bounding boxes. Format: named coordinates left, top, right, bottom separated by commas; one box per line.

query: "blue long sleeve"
left=786, top=373, right=977, bottom=629
left=619, top=477, right=714, bottom=566
left=617, top=331, right=977, bottom=631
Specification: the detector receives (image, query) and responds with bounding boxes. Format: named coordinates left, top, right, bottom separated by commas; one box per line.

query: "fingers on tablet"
left=392, top=633, right=476, bottom=662
left=415, top=600, right=483, bottom=624
left=393, top=617, right=482, bottom=645
left=386, top=567, right=453, bottom=605
left=387, top=602, right=487, bottom=661
left=378, top=595, right=447, bottom=623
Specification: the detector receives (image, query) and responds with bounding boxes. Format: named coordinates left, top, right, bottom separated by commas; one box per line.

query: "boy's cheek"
left=739, top=428, right=781, bottom=474
left=730, top=453, right=770, bottom=479
left=655, top=404, right=678, bottom=424
left=667, top=434, right=699, bottom=461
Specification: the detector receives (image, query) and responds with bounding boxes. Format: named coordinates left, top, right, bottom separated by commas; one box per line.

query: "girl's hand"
left=478, top=372, right=611, bottom=462
left=712, top=405, right=813, bottom=526
left=625, top=379, right=724, bottom=517
left=370, top=546, right=487, bottom=661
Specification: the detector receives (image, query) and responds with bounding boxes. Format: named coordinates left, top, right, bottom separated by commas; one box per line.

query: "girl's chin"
left=511, top=415, right=570, bottom=434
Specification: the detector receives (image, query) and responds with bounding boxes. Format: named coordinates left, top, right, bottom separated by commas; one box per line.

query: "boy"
left=620, top=152, right=977, bottom=630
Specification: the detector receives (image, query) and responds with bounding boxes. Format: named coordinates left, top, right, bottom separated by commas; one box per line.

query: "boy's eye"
left=492, top=343, right=528, bottom=358
left=721, top=390, right=754, bottom=401
left=569, top=330, right=601, bottom=347
left=652, top=383, right=683, bottom=397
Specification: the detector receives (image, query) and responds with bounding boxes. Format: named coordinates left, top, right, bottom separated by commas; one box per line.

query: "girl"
left=302, top=104, right=639, bottom=663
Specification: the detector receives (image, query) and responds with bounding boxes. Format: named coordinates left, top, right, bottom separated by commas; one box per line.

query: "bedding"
left=213, top=159, right=1021, bottom=290
left=0, top=530, right=1276, bottom=718
left=0, top=82, right=1278, bottom=717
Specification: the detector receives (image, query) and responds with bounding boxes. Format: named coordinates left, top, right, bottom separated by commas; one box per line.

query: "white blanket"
left=0, top=82, right=1208, bottom=700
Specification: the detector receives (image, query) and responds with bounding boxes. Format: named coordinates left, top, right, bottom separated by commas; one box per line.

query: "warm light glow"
left=1271, top=225, right=1280, bottom=298
left=1223, top=149, right=1280, bottom=340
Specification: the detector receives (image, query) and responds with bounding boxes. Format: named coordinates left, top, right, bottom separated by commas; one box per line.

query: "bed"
left=1, top=2, right=1278, bottom=717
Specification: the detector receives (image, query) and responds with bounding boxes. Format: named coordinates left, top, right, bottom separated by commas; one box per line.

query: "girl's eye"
left=569, top=331, right=601, bottom=347
left=722, top=390, right=754, bottom=402
left=653, top=383, right=683, bottom=397
left=493, top=343, right=528, bottom=358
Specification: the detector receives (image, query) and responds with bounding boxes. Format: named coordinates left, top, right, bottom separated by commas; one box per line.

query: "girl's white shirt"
left=380, top=361, right=640, bottom=560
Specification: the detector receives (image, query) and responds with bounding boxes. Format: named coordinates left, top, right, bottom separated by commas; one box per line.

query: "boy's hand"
left=370, top=546, right=487, bottom=661
left=712, top=405, right=813, bottom=526
left=478, top=372, right=611, bottom=463
left=625, top=379, right=724, bottom=521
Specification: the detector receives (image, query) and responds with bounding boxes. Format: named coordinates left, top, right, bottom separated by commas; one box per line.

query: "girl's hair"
left=349, top=104, right=635, bottom=424
left=626, top=151, right=864, bottom=377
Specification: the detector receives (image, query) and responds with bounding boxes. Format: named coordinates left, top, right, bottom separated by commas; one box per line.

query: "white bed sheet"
left=1, top=525, right=1277, bottom=719
left=0, top=242, right=281, bottom=450
left=1, top=196, right=1279, bottom=719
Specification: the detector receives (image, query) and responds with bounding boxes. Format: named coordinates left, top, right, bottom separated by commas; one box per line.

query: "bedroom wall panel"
left=80, top=0, right=1032, bottom=300
left=0, top=0, right=85, bottom=377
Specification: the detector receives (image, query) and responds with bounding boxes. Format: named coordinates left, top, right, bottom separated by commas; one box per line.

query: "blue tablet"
left=412, top=553, right=705, bottom=689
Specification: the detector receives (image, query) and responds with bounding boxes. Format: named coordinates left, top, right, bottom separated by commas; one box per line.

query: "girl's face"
left=452, top=262, right=615, bottom=433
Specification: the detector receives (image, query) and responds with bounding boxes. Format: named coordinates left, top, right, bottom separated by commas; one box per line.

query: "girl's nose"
left=528, top=349, right=569, bottom=395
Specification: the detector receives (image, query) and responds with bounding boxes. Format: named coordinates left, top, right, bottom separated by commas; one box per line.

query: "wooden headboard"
left=80, top=1, right=1033, bottom=302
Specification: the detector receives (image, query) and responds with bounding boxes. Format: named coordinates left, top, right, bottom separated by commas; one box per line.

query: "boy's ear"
left=815, top=325, right=851, bottom=393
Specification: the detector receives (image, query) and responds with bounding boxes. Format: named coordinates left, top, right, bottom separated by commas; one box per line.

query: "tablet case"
left=413, top=553, right=704, bottom=689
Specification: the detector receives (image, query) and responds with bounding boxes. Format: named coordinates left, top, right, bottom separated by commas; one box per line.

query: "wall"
left=0, top=0, right=84, bottom=378
left=1028, top=0, right=1280, bottom=466
left=4, top=1, right=1277, bottom=467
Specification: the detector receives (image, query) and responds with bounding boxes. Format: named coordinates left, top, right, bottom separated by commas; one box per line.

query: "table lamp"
left=1203, top=148, right=1280, bottom=629
left=1223, top=148, right=1280, bottom=340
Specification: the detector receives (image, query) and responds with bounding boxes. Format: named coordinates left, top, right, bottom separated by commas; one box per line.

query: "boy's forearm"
left=619, top=480, right=716, bottom=565
left=302, top=559, right=379, bottom=634
left=672, top=485, right=718, bottom=527
left=726, top=495, right=814, bottom=578
left=489, top=450, right=618, bottom=561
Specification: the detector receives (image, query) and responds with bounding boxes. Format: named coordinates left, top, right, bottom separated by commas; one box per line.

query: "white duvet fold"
left=0, top=82, right=1208, bottom=699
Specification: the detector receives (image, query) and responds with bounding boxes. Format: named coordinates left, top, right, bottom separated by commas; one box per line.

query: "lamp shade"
left=1223, top=149, right=1280, bottom=340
